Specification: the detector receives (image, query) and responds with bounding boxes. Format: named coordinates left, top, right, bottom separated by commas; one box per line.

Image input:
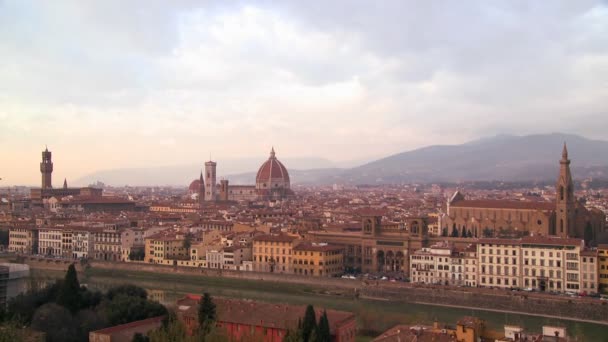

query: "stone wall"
left=361, top=285, right=608, bottom=323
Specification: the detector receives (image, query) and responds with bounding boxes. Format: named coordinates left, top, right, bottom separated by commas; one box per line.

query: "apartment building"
left=145, top=232, right=188, bottom=265
left=252, top=234, right=299, bottom=273
left=8, top=227, right=37, bottom=254
left=38, top=227, right=65, bottom=257
left=409, top=242, right=475, bottom=286
left=410, top=242, right=459, bottom=285
left=93, top=227, right=122, bottom=261
left=478, top=239, right=521, bottom=289
left=121, top=228, right=145, bottom=261
left=221, top=245, right=252, bottom=271
left=599, top=244, right=608, bottom=293
left=478, top=237, right=591, bottom=293
left=72, top=228, right=94, bottom=259
left=580, top=249, right=598, bottom=294
left=292, top=242, right=344, bottom=277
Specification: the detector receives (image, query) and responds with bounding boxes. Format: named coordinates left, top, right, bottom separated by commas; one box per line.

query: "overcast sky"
left=1, top=0, right=607, bottom=185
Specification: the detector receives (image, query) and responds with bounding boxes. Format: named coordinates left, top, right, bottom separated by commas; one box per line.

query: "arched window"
left=560, top=186, right=564, bottom=201
left=560, top=219, right=564, bottom=233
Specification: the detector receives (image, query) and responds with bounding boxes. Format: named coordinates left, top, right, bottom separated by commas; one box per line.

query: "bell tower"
left=40, top=147, right=53, bottom=189
left=555, top=143, right=575, bottom=237
left=204, top=160, right=217, bottom=201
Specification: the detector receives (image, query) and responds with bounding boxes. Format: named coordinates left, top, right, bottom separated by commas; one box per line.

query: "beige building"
left=292, top=242, right=344, bottom=277
left=72, top=228, right=94, bottom=259
left=478, top=237, right=590, bottom=293
left=38, top=227, right=65, bottom=257
left=93, top=227, right=122, bottom=261
left=8, top=227, right=37, bottom=254
left=478, top=238, right=521, bottom=289
left=580, top=249, right=598, bottom=294
left=121, top=228, right=145, bottom=261
left=253, top=234, right=299, bottom=273
left=222, top=245, right=253, bottom=271
left=145, top=231, right=188, bottom=265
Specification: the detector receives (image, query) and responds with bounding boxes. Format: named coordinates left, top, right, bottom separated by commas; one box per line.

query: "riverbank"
left=28, top=266, right=608, bottom=341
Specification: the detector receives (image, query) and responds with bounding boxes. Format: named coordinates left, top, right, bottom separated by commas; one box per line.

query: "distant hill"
left=75, top=133, right=608, bottom=186
left=75, top=157, right=338, bottom=187
left=338, top=133, right=608, bottom=184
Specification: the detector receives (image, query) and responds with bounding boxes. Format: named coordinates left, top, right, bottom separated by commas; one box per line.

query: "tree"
left=129, top=248, right=145, bottom=261
left=0, top=229, right=9, bottom=247
left=100, top=294, right=167, bottom=326
left=467, top=229, right=473, bottom=238
left=106, top=285, right=148, bottom=301
left=183, top=232, right=194, bottom=250
left=302, top=305, right=317, bottom=342
left=284, top=327, right=304, bottom=342
left=441, top=227, right=448, bottom=237
left=31, top=303, right=79, bottom=342
left=132, top=333, right=150, bottom=342
left=198, top=293, right=216, bottom=336
left=461, top=226, right=467, bottom=237
left=56, top=264, right=82, bottom=313
left=6, top=279, right=61, bottom=324
left=450, top=225, right=459, bottom=238
left=308, top=327, right=320, bottom=342
left=317, top=310, right=331, bottom=342
left=584, top=222, right=594, bottom=246
left=483, top=227, right=493, bottom=238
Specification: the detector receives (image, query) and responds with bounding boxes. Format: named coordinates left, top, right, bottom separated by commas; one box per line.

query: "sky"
left=1, top=0, right=607, bottom=185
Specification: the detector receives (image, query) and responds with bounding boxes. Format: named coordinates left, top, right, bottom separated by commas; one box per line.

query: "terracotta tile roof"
left=177, top=296, right=354, bottom=334
left=90, top=316, right=164, bottom=335
left=451, top=199, right=554, bottom=211
left=252, top=234, right=299, bottom=243
left=478, top=236, right=584, bottom=247
left=293, top=242, right=344, bottom=252
left=372, top=324, right=456, bottom=342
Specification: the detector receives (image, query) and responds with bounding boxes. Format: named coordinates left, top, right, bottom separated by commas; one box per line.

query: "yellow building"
left=145, top=232, right=188, bottom=265
left=292, top=242, right=344, bottom=277
left=252, top=234, right=299, bottom=273
left=8, top=227, right=36, bottom=254
left=599, top=244, right=608, bottom=293
left=455, top=316, right=486, bottom=342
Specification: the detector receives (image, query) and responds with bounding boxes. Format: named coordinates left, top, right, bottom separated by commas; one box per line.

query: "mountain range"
left=76, top=133, right=608, bottom=186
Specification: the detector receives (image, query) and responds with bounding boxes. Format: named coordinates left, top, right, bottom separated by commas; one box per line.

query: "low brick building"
left=89, top=316, right=164, bottom=342
left=176, top=295, right=356, bottom=342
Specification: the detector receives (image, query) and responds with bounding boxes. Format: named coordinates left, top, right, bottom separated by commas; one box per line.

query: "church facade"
left=440, top=145, right=605, bottom=242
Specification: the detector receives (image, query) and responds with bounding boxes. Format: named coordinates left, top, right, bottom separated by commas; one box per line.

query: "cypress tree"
left=56, top=264, right=82, bottom=313
left=318, top=310, right=331, bottom=342
left=198, top=292, right=217, bottom=336
left=302, top=305, right=317, bottom=342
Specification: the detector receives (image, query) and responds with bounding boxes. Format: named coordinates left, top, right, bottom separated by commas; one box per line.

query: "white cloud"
left=0, top=1, right=607, bottom=184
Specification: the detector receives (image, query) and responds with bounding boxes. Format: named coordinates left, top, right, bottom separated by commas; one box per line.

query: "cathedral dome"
left=188, top=179, right=201, bottom=193
left=256, top=148, right=290, bottom=191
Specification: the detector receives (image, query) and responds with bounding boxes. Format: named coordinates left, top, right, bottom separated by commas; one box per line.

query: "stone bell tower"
left=40, top=146, right=53, bottom=189
left=555, top=143, right=575, bottom=237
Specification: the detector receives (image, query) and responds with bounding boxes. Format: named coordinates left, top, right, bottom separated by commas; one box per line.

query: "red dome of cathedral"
left=256, top=148, right=290, bottom=191
left=188, top=179, right=201, bottom=193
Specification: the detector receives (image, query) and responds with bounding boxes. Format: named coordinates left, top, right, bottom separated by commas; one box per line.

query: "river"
left=29, top=268, right=608, bottom=341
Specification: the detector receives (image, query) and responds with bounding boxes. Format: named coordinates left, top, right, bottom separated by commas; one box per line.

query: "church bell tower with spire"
left=555, top=143, right=575, bottom=237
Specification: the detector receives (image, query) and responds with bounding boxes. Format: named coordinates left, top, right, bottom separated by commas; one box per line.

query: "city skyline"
left=2, top=1, right=608, bottom=184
